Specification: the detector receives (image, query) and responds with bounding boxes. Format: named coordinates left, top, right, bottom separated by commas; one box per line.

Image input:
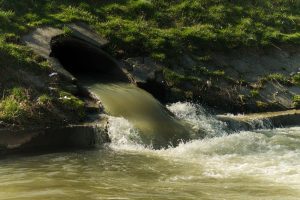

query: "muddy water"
left=0, top=103, right=300, bottom=199
left=82, top=81, right=190, bottom=148
left=0, top=128, right=300, bottom=199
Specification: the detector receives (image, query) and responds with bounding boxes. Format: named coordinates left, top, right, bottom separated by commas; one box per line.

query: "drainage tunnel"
left=50, top=35, right=129, bottom=82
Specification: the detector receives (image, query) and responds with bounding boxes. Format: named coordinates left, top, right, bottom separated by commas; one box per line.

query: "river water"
left=0, top=84, right=300, bottom=199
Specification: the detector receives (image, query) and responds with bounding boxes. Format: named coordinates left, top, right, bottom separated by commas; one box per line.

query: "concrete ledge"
left=217, top=109, right=300, bottom=131
left=0, top=123, right=110, bottom=155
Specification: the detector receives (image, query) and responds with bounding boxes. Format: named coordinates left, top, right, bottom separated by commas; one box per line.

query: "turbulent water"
left=82, top=82, right=191, bottom=148
left=1, top=85, right=300, bottom=199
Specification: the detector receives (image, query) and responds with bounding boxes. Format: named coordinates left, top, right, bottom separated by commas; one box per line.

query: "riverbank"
left=1, top=1, right=300, bottom=128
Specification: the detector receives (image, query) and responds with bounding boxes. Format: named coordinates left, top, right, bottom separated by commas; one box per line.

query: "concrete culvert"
left=50, top=35, right=129, bottom=82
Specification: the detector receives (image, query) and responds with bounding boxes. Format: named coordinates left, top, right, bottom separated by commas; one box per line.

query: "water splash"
left=246, top=118, right=273, bottom=129
left=104, top=102, right=300, bottom=186
left=159, top=127, right=300, bottom=185
left=222, top=113, right=273, bottom=131
left=167, top=102, right=228, bottom=138
left=106, top=116, right=146, bottom=150
left=81, top=82, right=190, bottom=148
left=105, top=111, right=300, bottom=188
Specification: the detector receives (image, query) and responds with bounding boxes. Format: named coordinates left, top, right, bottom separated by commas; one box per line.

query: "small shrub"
left=256, top=101, right=269, bottom=109
left=3, top=33, right=20, bottom=44
left=0, top=97, right=25, bottom=121
left=0, top=87, right=29, bottom=122
left=59, top=91, right=85, bottom=118
left=292, top=73, right=300, bottom=86
left=0, top=10, right=15, bottom=23
left=265, top=73, right=290, bottom=85
left=62, top=26, right=73, bottom=35
left=37, top=94, right=53, bottom=107
left=293, top=95, right=300, bottom=108
left=163, top=68, right=185, bottom=86
left=198, top=55, right=212, bottom=62
left=250, top=89, right=260, bottom=97
left=10, top=87, right=28, bottom=101
left=212, top=70, right=225, bottom=76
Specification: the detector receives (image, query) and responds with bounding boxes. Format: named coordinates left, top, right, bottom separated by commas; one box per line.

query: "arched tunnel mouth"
left=50, top=35, right=129, bottom=82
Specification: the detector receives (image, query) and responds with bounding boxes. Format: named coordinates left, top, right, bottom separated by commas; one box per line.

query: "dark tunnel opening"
left=50, top=35, right=129, bottom=82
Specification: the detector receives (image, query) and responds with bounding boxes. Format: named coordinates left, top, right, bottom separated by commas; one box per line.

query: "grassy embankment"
left=0, top=0, right=300, bottom=126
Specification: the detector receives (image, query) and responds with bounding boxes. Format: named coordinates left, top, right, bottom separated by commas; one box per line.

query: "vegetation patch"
left=293, top=95, right=300, bottom=108
left=1, top=0, right=300, bottom=61
left=58, top=91, right=85, bottom=118
left=264, top=73, right=290, bottom=85
left=250, top=89, right=260, bottom=98
left=292, top=73, right=300, bottom=86
left=0, top=87, right=31, bottom=124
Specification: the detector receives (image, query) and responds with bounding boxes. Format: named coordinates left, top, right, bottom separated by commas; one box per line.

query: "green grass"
left=37, top=94, right=53, bottom=107
left=0, top=87, right=30, bottom=123
left=250, top=89, right=260, bottom=98
left=1, top=0, right=300, bottom=70
left=292, top=73, right=300, bottom=86
left=58, top=91, right=85, bottom=118
left=256, top=101, right=269, bottom=110
left=293, top=95, right=300, bottom=108
left=1, top=0, right=300, bottom=60
left=163, top=68, right=203, bottom=87
left=261, top=73, right=291, bottom=85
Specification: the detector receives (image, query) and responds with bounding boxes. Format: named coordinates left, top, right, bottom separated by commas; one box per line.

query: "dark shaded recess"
left=50, top=35, right=129, bottom=82
left=137, top=80, right=167, bottom=103
left=0, top=126, right=110, bottom=157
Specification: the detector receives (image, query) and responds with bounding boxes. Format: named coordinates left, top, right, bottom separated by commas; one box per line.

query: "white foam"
left=159, top=128, right=300, bottom=185
left=167, top=102, right=227, bottom=138
left=106, top=102, right=300, bottom=187
left=106, top=116, right=151, bottom=151
left=106, top=116, right=142, bottom=147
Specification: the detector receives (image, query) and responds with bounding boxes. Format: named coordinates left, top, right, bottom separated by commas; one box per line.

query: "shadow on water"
left=50, top=35, right=191, bottom=149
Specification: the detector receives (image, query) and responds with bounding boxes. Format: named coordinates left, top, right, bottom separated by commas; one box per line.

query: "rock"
left=210, top=46, right=300, bottom=82
left=217, top=109, right=300, bottom=132
left=124, top=57, right=162, bottom=84
left=259, top=81, right=294, bottom=109
left=122, top=57, right=168, bottom=101
left=66, top=23, right=109, bottom=48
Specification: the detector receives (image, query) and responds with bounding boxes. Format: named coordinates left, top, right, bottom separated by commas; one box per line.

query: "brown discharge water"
left=82, top=81, right=191, bottom=148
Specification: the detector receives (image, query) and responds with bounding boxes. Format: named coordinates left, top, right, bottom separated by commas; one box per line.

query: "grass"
left=163, top=68, right=203, bottom=88
left=37, top=94, right=53, bottom=107
left=293, top=95, right=300, bottom=108
left=292, top=73, right=300, bottom=86
left=250, top=89, right=260, bottom=98
left=266, top=73, right=289, bottom=83
left=58, top=91, right=85, bottom=118
left=0, top=0, right=300, bottom=60
left=0, top=87, right=30, bottom=123
left=258, top=73, right=291, bottom=86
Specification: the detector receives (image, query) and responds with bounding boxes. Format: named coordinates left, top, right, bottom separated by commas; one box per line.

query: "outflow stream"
left=82, top=80, right=191, bottom=148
